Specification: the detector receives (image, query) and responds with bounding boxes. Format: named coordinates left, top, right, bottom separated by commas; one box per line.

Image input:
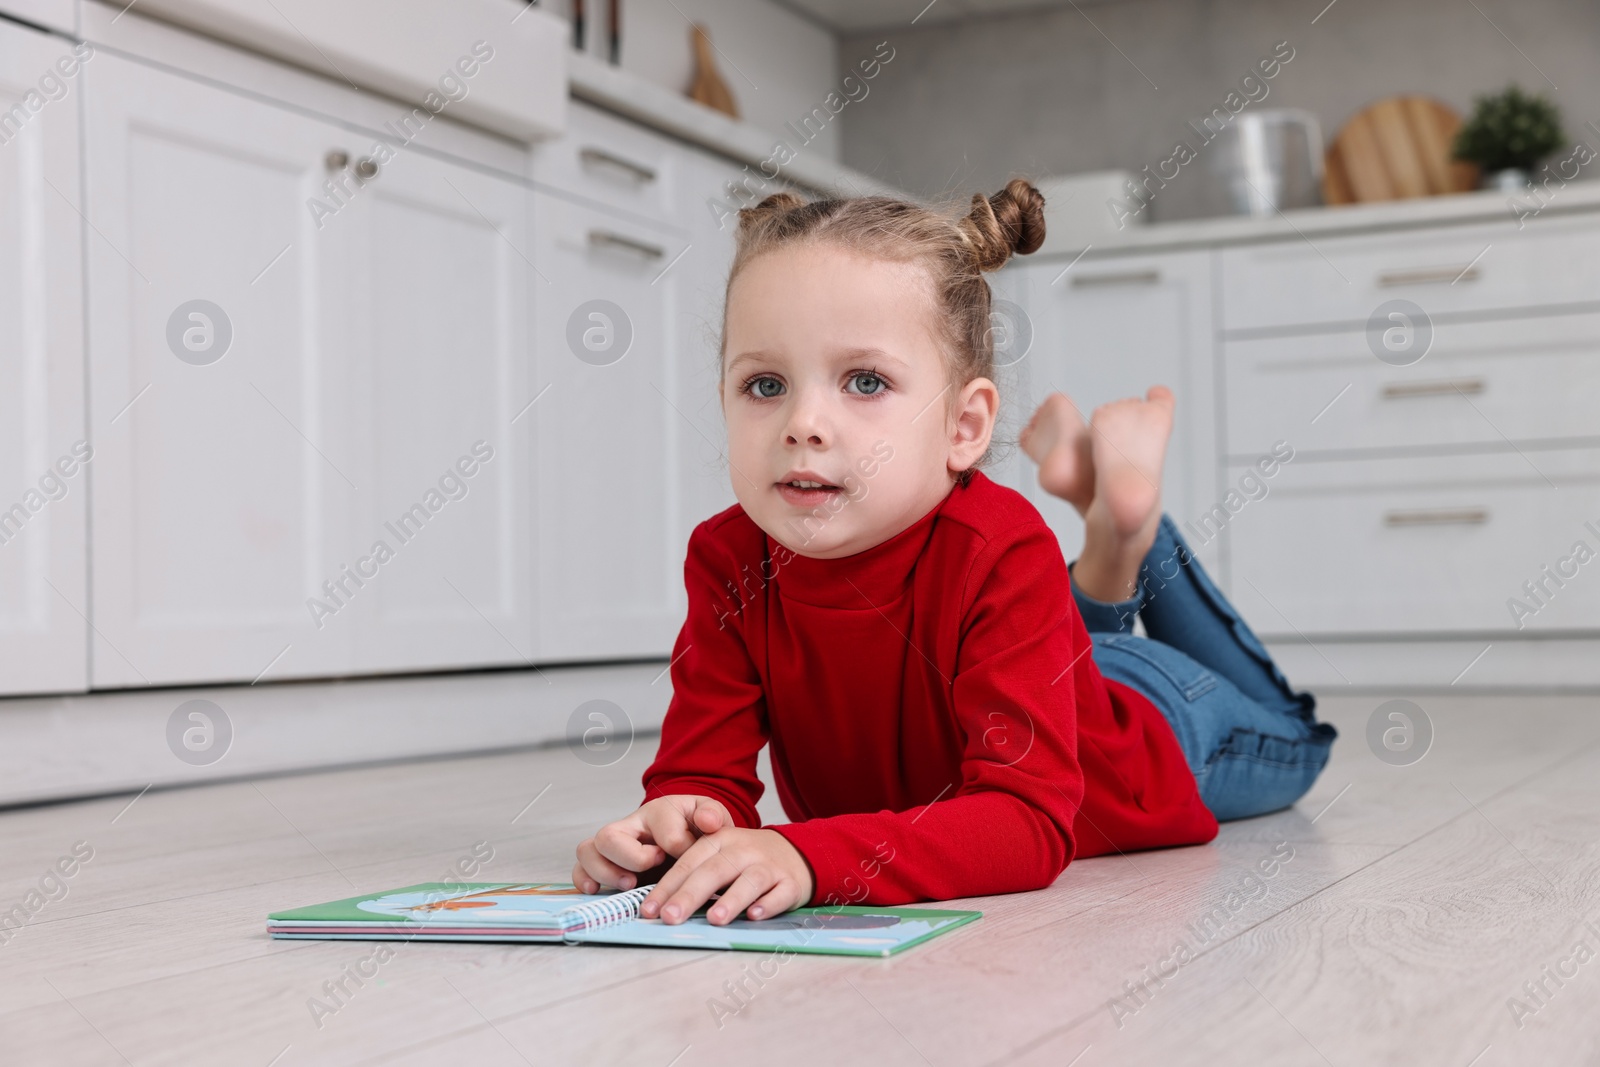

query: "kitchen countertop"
left=568, top=54, right=1600, bottom=253
left=571, top=55, right=1598, bottom=253
left=55, top=0, right=902, bottom=200
left=1038, top=179, right=1600, bottom=261
left=567, top=50, right=905, bottom=201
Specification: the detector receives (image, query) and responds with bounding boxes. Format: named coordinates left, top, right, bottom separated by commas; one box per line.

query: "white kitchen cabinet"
left=84, top=51, right=536, bottom=686
left=1216, top=220, right=1600, bottom=663
left=670, top=150, right=744, bottom=591
left=532, top=105, right=742, bottom=641
left=1005, top=250, right=1220, bottom=574
left=84, top=51, right=359, bottom=686
left=986, top=266, right=1048, bottom=498
left=0, top=0, right=73, bottom=34
left=532, top=190, right=691, bottom=661
left=125, top=0, right=567, bottom=143
left=1230, top=450, right=1600, bottom=636
left=0, top=19, right=88, bottom=694
left=319, top=126, right=537, bottom=675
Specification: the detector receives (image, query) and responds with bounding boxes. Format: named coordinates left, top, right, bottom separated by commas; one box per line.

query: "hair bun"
left=737, top=191, right=807, bottom=233
left=960, top=177, right=1046, bottom=272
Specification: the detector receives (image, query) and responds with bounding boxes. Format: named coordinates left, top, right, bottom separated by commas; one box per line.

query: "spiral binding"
left=562, top=883, right=656, bottom=935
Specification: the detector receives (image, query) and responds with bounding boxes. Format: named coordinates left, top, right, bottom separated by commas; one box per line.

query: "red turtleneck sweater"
left=640, top=470, right=1218, bottom=908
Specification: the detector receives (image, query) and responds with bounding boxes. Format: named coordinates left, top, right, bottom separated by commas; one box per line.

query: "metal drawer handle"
left=1378, top=265, right=1481, bottom=287
left=1381, top=377, right=1486, bottom=399
left=579, top=146, right=657, bottom=183
left=588, top=230, right=665, bottom=259
left=1070, top=269, right=1160, bottom=288
left=1383, top=508, right=1489, bottom=527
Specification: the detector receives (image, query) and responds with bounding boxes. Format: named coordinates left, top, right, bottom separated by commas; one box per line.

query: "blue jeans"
left=1072, top=515, right=1337, bottom=822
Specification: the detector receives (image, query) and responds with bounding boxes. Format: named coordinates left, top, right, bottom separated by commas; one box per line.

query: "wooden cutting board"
left=1324, top=97, right=1480, bottom=204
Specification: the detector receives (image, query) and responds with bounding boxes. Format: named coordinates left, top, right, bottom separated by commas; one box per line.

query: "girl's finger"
left=658, top=847, right=741, bottom=924
left=689, top=797, right=731, bottom=836
left=640, top=835, right=711, bottom=917
left=570, top=859, right=600, bottom=895
left=641, top=802, right=699, bottom=857
left=593, top=822, right=667, bottom=875
left=577, top=837, right=638, bottom=889
left=746, top=879, right=804, bottom=921
left=705, top=867, right=776, bottom=926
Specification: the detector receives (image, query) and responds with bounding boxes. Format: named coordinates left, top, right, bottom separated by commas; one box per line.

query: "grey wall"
left=839, top=0, right=1600, bottom=216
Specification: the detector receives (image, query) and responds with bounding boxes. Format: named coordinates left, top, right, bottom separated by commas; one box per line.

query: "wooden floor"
left=3, top=691, right=1599, bottom=1066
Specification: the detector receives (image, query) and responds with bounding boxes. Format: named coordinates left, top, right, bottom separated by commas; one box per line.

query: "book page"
left=570, top=905, right=982, bottom=957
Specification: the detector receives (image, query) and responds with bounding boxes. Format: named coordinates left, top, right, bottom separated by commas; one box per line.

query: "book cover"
left=268, top=882, right=981, bottom=957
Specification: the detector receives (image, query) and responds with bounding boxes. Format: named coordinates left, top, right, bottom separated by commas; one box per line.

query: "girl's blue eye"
left=741, top=370, right=888, bottom=398
left=848, top=372, right=886, bottom=396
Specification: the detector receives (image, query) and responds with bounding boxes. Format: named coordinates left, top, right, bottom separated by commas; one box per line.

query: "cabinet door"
left=0, top=22, right=87, bottom=694
left=325, top=143, right=536, bottom=673
left=533, top=192, right=689, bottom=660
left=84, top=52, right=357, bottom=686
left=1008, top=250, right=1220, bottom=574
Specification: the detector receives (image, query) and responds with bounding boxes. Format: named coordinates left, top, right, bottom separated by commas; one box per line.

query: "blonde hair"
left=719, top=178, right=1046, bottom=486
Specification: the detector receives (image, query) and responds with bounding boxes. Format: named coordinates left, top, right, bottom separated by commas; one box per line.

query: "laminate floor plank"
left=368, top=842, right=1388, bottom=1067
left=1222, top=693, right=1600, bottom=846
left=1007, top=733, right=1600, bottom=1066
left=1, top=691, right=1595, bottom=1066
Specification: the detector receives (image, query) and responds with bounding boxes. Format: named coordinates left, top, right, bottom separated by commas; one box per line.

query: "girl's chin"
left=761, top=516, right=857, bottom=559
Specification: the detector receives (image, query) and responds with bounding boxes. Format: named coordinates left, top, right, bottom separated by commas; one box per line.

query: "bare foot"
left=1086, top=385, right=1174, bottom=538
left=1020, top=392, right=1094, bottom=514
left=1071, top=386, right=1175, bottom=603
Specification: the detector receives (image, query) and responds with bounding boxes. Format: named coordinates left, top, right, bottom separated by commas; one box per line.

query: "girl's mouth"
left=776, top=480, right=842, bottom=506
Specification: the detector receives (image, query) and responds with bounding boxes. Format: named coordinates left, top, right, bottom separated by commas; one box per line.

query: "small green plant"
left=1452, top=85, right=1566, bottom=173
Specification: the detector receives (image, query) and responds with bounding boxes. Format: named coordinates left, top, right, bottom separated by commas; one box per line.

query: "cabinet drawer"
left=1224, top=313, right=1600, bottom=457
left=1220, top=216, right=1600, bottom=333
left=530, top=99, right=677, bottom=223
left=1226, top=452, right=1600, bottom=635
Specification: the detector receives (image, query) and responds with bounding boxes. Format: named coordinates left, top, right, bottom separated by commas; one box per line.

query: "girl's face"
left=720, top=242, right=997, bottom=559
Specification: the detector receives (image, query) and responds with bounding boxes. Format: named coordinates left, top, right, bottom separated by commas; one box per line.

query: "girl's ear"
left=948, top=376, right=998, bottom=475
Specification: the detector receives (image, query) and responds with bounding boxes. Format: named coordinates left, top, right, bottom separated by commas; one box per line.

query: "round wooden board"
left=1324, top=96, right=1480, bottom=204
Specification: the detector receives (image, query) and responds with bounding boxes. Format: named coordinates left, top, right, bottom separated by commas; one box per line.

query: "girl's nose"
left=782, top=393, right=829, bottom=447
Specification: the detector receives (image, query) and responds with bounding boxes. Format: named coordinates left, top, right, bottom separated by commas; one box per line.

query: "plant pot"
left=1482, top=168, right=1532, bottom=193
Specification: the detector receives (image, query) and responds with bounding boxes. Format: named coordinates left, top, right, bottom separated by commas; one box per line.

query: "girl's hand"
left=572, top=795, right=733, bottom=894
left=639, top=827, right=815, bottom=926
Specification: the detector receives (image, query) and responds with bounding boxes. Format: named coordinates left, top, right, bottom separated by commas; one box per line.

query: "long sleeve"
left=768, top=522, right=1087, bottom=907
left=639, top=520, right=771, bottom=830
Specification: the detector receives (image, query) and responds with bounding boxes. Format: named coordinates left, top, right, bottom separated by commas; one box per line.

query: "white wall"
left=552, top=0, right=843, bottom=162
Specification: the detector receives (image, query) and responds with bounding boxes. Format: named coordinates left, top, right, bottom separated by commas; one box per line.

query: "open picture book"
left=267, top=882, right=981, bottom=957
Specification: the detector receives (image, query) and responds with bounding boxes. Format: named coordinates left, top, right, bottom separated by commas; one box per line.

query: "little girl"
left=572, top=179, right=1337, bottom=925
